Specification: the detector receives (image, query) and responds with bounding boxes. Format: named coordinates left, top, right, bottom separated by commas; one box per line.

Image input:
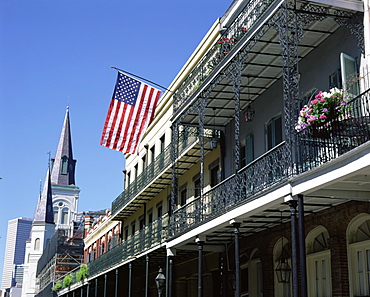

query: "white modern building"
left=1, top=217, right=32, bottom=294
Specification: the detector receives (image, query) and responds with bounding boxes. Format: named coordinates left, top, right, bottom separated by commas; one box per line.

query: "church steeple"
left=34, top=168, right=54, bottom=224
left=51, top=107, right=76, bottom=185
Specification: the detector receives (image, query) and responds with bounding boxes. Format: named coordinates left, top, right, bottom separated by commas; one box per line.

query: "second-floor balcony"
left=87, top=215, right=169, bottom=277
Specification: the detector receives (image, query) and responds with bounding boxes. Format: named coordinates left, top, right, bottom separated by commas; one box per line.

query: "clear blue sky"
left=0, top=0, right=231, bottom=285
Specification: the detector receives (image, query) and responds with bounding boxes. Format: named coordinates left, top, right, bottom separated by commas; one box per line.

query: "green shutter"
left=340, top=52, right=359, bottom=97
left=245, top=134, right=254, bottom=164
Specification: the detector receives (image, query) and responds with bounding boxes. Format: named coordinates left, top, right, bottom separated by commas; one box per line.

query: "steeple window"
left=34, top=238, right=40, bottom=251
left=61, top=208, right=69, bottom=225
left=61, top=156, right=68, bottom=175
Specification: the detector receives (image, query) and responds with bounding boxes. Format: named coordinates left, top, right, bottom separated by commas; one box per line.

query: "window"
left=61, top=208, right=69, bottom=225
left=180, top=184, right=187, bottom=206
left=134, top=164, right=138, bottom=179
left=348, top=215, right=370, bottom=297
left=61, top=156, right=68, bottom=174
left=53, top=207, right=59, bottom=224
left=124, top=226, right=129, bottom=240
left=142, top=155, right=147, bottom=170
left=160, top=135, right=165, bottom=152
left=241, top=134, right=254, bottom=167
left=157, top=202, right=163, bottom=218
left=147, top=209, right=153, bottom=225
left=139, top=215, right=145, bottom=230
left=131, top=221, right=136, bottom=235
left=209, top=163, right=220, bottom=187
left=266, top=115, right=282, bottom=150
left=150, top=146, right=155, bottom=164
left=306, top=227, right=331, bottom=297
left=193, top=174, right=201, bottom=198
left=34, top=238, right=40, bottom=251
left=127, top=171, right=131, bottom=187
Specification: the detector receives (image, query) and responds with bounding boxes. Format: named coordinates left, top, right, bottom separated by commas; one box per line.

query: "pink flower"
left=311, top=99, right=319, bottom=104
left=319, top=114, right=327, bottom=120
left=320, top=98, right=325, bottom=102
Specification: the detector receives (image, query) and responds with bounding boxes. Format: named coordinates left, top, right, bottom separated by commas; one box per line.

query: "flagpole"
left=111, top=66, right=174, bottom=94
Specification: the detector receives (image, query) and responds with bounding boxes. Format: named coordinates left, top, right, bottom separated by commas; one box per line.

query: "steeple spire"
left=51, top=107, right=76, bottom=185
left=34, top=168, right=54, bottom=223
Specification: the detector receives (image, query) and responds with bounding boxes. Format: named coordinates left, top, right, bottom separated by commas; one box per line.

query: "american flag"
left=100, top=72, right=161, bottom=154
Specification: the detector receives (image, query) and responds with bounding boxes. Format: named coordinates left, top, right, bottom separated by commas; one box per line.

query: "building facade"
left=1, top=218, right=32, bottom=295
left=58, top=0, right=370, bottom=296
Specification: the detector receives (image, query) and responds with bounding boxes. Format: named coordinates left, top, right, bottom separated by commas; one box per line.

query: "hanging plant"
left=76, top=264, right=88, bottom=282
left=52, top=281, right=63, bottom=291
left=63, top=274, right=73, bottom=288
left=295, top=88, right=348, bottom=138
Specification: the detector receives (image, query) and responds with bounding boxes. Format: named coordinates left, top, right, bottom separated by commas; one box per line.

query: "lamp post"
left=155, top=267, right=166, bottom=297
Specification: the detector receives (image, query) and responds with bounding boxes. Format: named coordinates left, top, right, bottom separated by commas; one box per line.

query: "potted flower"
left=295, top=88, right=348, bottom=138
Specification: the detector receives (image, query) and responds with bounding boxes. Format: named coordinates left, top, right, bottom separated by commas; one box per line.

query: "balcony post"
left=145, top=255, right=149, bottom=297
left=104, top=274, right=107, bottom=297
left=80, top=285, right=83, bottom=297
left=198, top=96, right=206, bottom=199
left=298, top=194, right=308, bottom=297
left=128, top=262, right=132, bottom=297
left=275, top=2, right=302, bottom=174
left=87, top=281, right=90, bottom=297
left=231, top=220, right=241, bottom=297
left=289, top=200, right=298, bottom=297
left=196, top=237, right=204, bottom=297
left=166, top=248, right=175, bottom=297
left=115, top=269, right=119, bottom=297
left=95, top=277, right=98, bottom=297
left=170, top=121, right=179, bottom=218
left=231, top=60, right=243, bottom=172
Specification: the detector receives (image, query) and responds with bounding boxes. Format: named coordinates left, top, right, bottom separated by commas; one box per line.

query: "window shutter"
left=245, top=134, right=254, bottom=165
left=340, top=53, right=359, bottom=97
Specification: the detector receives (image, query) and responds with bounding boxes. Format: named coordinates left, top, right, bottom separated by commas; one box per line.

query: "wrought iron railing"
left=111, top=145, right=172, bottom=216
left=171, top=141, right=291, bottom=235
left=111, top=126, right=200, bottom=217
left=88, top=215, right=169, bottom=277
left=297, top=88, right=370, bottom=173
left=173, top=0, right=276, bottom=112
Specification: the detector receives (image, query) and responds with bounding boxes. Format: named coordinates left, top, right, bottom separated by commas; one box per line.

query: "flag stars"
left=114, top=74, right=141, bottom=106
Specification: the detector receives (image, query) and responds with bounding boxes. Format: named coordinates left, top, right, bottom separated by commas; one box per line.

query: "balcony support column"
left=231, top=60, right=243, bottom=172
left=86, top=281, right=90, bottom=297
left=166, top=248, right=175, bottom=297
left=196, top=237, right=204, bottom=297
left=128, top=262, right=132, bottom=297
left=95, top=277, right=98, bottom=297
left=145, top=255, right=150, bottom=297
left=170, top=121, right=179, bottom=217
left=104, top=274, right=107, bottom=297
left=289, top=200, right=299, bottom=297
left=275, top=2, right=302, bottom=173
left=115, top=269, right=119, bottom=297
left=198, top=96, right=206, bottom=199
left=298, top=194, right=308, bottom=297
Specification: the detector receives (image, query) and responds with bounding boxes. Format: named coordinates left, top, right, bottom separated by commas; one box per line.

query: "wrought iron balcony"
left=111, top=145, right=172, bottom=217
left=171, top=141, right=291, bottom=236
left=111, top=126, right=201, bottom=218
left=88, top=215, right=169, bottom=277
left=297, top=89, right=370, bottom=173
left=173, top=0, right=276, bottom=112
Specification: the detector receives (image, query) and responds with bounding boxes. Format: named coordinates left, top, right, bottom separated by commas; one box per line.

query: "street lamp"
left=155, top=267, right=166, bottom=297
